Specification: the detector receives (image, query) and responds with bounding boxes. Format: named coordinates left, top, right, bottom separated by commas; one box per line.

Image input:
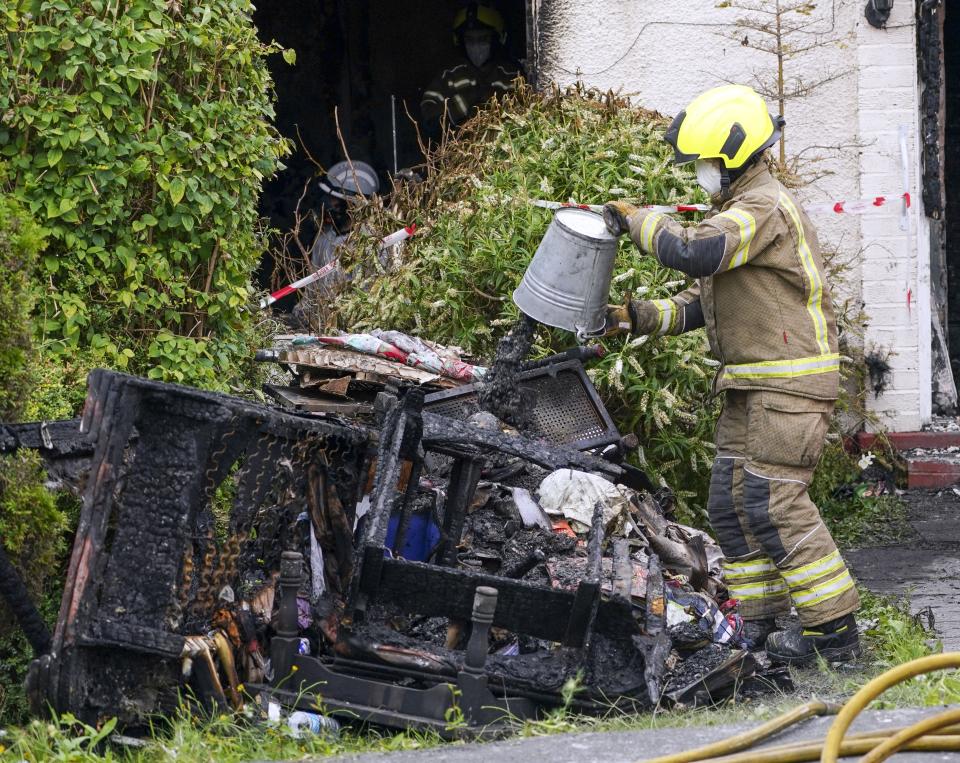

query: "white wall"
left=536, top=0, right=927, bottom=431
left=855, top=2, right=929, bottom=431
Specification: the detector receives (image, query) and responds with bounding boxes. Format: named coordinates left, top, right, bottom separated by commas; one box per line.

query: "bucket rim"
left=552, top=207, right=617, bottom=243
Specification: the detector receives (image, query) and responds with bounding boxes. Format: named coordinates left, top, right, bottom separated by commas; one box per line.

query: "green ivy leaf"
left=168, top=177, right=185, bottom=205
left=282, top=48, right=296, bottom=65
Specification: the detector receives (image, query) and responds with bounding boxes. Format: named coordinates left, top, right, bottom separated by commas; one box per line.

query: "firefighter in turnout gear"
left=419, top=3, right=520, bottom=140
left=603, top=84, right=859, bottom=665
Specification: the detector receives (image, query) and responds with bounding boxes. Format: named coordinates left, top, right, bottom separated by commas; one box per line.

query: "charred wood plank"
left=437, top=456, right=482, bottom=567
left=0, top=419, right=89, bottom=456
left=373, top=558, right=582, bottom=644
left=421, top=412, right=623, bottom=478
left=562, top=502, right=604, bottom=648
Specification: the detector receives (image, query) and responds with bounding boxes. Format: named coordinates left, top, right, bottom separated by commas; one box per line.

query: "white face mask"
left=466, top=39, right=491, bottom=68
left=695, top=159, right=723, bottom=196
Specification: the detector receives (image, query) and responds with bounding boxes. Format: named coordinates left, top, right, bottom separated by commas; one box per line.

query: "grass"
left=3, top=589, right=955, bottom=762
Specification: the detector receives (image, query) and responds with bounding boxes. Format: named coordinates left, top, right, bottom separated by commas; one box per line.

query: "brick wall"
left=856, top=2, right=929, bottom=431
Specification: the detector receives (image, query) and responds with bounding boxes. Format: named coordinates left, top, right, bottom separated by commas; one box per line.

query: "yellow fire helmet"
left=663, top=84, right=784, bottom=169
left=454, top=3, right=507, bottom=44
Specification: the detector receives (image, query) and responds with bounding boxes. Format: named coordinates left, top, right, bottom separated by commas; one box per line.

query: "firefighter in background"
left=419, top=2, right=520, bottom=140
left=291, top=160, right=380, bottom=327
left=603, top=85, right=860, bottom=665
left=309, top=160, right=380, bottom=282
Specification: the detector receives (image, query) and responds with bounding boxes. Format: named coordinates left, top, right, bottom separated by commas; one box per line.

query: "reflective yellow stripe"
left=779, top=192, right=830, bottom=354
left=723, top=558, right=777, bottom=580
left=722, top=352, right=840, bottom=380
left=728, top=579, right=789, bottom=601
left=715, top=207, right=756, bottom=270
left=422, top=90, right=445, bottom=103
left=782, top=550, right=844, bottom=588
left=792, top=570, right=855, bottom=608
left=639, top=212, right=665, bottom=253
left=651, top=298, right=676, bottom=335
left=453, top=94, right=469, bottom=118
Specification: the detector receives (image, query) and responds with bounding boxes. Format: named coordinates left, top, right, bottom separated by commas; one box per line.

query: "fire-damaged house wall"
left=530, top=0, right=936, bottom=431
left=922, top=2, right=960, bottom=407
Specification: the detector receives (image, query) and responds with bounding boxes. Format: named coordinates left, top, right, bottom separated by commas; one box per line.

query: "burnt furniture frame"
left=261, top=388, right=643, bottom=735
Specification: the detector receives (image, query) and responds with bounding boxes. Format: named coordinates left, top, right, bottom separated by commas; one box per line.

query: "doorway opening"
left=252, top=1, right=529, bottom=303
left=944, top=3, right=960, bottom=386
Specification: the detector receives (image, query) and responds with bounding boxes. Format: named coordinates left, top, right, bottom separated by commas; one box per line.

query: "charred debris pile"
left=0, top=322, right=786, bottom=738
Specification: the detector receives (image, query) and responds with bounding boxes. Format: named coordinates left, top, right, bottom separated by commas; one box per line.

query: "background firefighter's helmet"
left=664, top=84, right=785, bottom=169
left=319, top=161, right=380, bottom=200
left=453, top=2, right=507, bottom=45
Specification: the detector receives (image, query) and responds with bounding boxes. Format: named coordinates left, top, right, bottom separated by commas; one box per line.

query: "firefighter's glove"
left=603, top=201, right=638, bottom=237
left=604, top=302, right=639, bottom=336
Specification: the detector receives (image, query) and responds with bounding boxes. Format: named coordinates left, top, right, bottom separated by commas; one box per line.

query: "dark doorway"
left=944, top=4, right=960, bottom=376
left=252, top=1, right=528, bottom=298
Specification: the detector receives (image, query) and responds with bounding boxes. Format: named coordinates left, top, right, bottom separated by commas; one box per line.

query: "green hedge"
left=0, top=0, right=287, bottom=388
left=0, top=188, right=45, bottom=420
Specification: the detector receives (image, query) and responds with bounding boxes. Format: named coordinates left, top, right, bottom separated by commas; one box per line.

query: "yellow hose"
left=698, top=734, right=960, bottom=763
left=643, top=700, right=842, bottom=763
left=821, top=652, right=960, bottom=763
left=857, top=706, right=960, bottom=763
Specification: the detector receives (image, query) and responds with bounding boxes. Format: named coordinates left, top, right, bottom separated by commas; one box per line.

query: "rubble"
left=0, top=334, right=779, bottom=737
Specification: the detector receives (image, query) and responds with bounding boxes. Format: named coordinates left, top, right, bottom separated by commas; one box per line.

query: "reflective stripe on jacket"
left=420, top=59, right=518, bottom=126
left=627, top=159, right=839, bottom=400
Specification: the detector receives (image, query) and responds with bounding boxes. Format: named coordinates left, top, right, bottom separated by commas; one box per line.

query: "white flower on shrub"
left=858, top=452, right=875, bottom=470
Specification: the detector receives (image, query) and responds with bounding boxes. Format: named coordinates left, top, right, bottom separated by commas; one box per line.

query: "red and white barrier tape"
left=260, top=224, right=416, bottom=308
left=533, top=193, right=912, bottom=217
left=805, top=193, right=911, bottom=216
left=532, top=200, right=709, bottom=214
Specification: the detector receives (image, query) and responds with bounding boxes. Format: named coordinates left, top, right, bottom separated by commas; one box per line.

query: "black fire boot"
left=766, top=613, right=860, bottom=665
left=741, top=618, right=777, bottom=651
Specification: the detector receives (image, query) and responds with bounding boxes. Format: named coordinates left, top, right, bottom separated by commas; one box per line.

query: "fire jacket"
left=420, top=57, right=518, bottom=131
left=626, top=159, right=839, bottom=401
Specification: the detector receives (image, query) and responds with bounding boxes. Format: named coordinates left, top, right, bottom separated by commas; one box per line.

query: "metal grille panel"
left=423, top=361, right=619, bottom=450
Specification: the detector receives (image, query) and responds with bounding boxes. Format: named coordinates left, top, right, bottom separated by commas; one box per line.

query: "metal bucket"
left=512, top=208, right=618, bottom=338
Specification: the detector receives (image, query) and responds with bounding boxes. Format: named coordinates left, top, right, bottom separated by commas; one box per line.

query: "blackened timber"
left=421, top=412, right=623, bottom=479
left=350, top=399, right=404, bottom=608
left=562, top=503, right=603, bottom=648
left=0, top=419, right=88, bottom=455
left=635, top=553, right=670, bottom=705
left=374, top=558, right=592, bottom=644
left=438, top=456, right=483, bottom=567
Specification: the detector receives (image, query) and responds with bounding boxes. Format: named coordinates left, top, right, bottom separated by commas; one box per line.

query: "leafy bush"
left=0, top=0, right=288, bottom=389
left=336, top=85, right=717, bottom=521
left=0, top=187, right=45, bottom=420
left=0, top=186, right=73, bottom=724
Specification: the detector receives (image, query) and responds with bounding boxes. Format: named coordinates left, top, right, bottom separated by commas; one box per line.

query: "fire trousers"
left=708, top=389, right=860, bottom=626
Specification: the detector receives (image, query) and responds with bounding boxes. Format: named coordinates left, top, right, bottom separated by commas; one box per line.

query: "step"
left=857, top=430, right=960, bottom=450
left=857, top=430, right=960, bottom=489
left=903, top=450, right=960, bottom=489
